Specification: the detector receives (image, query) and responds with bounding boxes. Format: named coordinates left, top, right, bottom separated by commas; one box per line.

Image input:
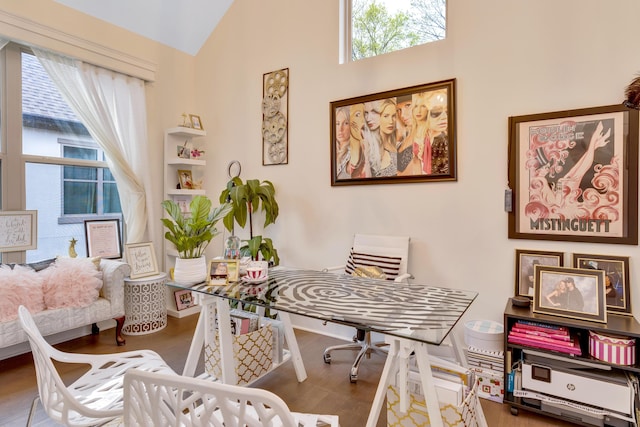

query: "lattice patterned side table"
left=122, top=272, right=167, bottom=335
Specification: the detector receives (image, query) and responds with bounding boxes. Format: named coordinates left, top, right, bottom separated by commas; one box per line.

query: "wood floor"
left=0, top=314, right=575, bottom=426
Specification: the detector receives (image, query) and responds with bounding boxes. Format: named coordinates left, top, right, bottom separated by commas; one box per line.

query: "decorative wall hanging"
left=0, top=210, right=37, bottom=252
left=330, top=78, right=456, bottom=186
left=262, top=68, right=289, bottom=165
left=508, top=104, right=639, bottom=244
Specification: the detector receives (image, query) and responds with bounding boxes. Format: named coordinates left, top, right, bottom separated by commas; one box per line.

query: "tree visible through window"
left=350, top=0, right=446, bottom=61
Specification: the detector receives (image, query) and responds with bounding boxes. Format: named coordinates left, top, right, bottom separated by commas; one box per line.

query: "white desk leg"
left=366, top=338, right=400, bottom=427
left=182, top=299, right=210, bottom=377
left=448, top=331, right=467, bottom=367
left=414, top=342, right=444, bottom=427
left=277, top=311, right=307, bottom=382
left=216, top=298, right=238, bottom=385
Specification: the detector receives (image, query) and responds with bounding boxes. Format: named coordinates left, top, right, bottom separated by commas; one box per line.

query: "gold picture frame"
left=189, top=114, right=203, bottom=130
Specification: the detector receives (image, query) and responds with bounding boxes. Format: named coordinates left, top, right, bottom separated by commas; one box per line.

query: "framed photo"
left=177, top=144, right=190, bottom=159
left=209, top=259, right=239, bottom=285
left=533, top=265, right=606, bottom=323
left=189, top=114, right=203, bottom=130
left=0, top=210, right=37, bottom=252
left=515, top=249, right=564, bottom=298
left=330, top=78, right=456, bottom=186
left=174, top=289, right=195, bottom=311
left=508, top=104, right=639, bottom=244
left=262, top=68, right=289, bottom=165
left=177, top=169, right=193, bottom=190
left=84, top=218, right=122, bottom=259
left=572, top=253, right=631, bottom=315
left=124, top=242, right=159, bottom=279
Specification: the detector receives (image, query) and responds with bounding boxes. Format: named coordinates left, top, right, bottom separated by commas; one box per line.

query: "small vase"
left=173, top=256, right=207, bottom=285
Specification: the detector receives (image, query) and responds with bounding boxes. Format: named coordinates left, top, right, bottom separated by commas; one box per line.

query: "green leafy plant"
left=161, top=195, right=232, bottom=259
left=219, top=177, right=280, bottom=265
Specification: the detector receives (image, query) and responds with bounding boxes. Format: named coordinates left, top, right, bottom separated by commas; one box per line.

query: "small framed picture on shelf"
left=177, top=144, right=190, bottom=159
left=190, top=114, right=203, bottom=130
left=515, top=249, right=564, bottom=298
left=174, top=289, right=195, bottom=311
left=533, top=265, right=607, bottom=323
left=177, top=169, right=193, bottom=189
left=572, top=253, right=631, bottom=315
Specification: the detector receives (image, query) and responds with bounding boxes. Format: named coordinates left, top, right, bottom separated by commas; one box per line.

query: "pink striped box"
left=588, top=331, right=636, bottom=365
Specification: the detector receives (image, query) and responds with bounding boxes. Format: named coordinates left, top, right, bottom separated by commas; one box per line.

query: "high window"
left=343, top=0, right=446, bottom=62
left=2, top=44, right=122, bottom=262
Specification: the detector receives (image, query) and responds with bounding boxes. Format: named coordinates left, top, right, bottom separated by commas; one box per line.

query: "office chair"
left=123, top=369, right=340, bottom=426
left=323, top=234, right=411, bottom=383
left=18, top=305, right=176, bottom=427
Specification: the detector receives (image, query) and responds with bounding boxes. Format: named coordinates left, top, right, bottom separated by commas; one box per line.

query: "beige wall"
left=197, top=0, right=640, bottom=335
left=3, top=0, right=640, bottom=338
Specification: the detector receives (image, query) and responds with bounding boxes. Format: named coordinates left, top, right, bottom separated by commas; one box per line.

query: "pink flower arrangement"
left=191, top=148, right=205, bottom=158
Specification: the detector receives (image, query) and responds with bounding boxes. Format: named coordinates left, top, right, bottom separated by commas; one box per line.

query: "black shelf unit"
left=504, top=301, right=640, bottom=426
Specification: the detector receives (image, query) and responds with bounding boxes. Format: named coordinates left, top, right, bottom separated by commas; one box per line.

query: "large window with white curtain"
left=2, top=43, right=122, bottom=262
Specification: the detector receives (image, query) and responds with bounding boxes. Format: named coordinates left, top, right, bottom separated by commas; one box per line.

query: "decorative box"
left=205, top=323, right=273, bottom=385
left=464, top=320, right=504, bottom=353
left=471, top=367, right=504, bottom=403
left=588, top=330, right=636, bottom=366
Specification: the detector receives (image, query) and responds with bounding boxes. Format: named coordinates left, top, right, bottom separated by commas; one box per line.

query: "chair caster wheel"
left=510, top=406, right=519, bottom=416
left=349, top=373, right=358, bottom=383
left=323, top=353, right=331, bottom=364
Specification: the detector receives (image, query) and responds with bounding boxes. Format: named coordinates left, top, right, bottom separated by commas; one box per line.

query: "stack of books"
left=507, top=320, right=582, bottom=356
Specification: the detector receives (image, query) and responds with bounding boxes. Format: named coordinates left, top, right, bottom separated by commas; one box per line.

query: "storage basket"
left=204, top=323, right=273, bottom=385
left=386, top=377, right=487, bottom=427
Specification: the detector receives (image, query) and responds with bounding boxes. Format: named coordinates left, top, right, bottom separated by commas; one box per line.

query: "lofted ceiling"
left=54, top=0, right=234, bottom=56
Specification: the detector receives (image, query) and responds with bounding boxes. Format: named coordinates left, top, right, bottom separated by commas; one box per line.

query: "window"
left=1, top=44, right=122, bottom=262
left=343, top=0, right=446, bottom=62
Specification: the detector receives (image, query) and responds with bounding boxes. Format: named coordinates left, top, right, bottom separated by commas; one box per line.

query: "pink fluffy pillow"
left=0, top=264, right=45, bottom=322
left=41, top=257, right=103, bottom=309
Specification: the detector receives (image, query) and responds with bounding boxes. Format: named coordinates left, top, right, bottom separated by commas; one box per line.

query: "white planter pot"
left=173, top=256, right=207, bottom=285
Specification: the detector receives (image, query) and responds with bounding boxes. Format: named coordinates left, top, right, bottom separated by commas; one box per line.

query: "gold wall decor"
left=262, top=68, right=289, bottom=165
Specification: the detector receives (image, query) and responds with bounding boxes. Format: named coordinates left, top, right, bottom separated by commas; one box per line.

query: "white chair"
left=123, top=369, right=340, bottom=427
left=18, top=305, right=176, bottom=427
left=323, top=234, right=412, bottom=382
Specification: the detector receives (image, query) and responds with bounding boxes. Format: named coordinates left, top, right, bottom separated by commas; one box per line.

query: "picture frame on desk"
left=174, top=289, right=194, bottom=311
left=208, top=259, right=239, bottom=285
left=533, top=265, right=607, bottom=323
left=572, top=253, right=631, bottom=315
left=515, top=249, right=564, bottom=298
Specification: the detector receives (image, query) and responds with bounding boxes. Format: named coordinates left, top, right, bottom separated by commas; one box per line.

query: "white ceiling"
left=54, top=0, right=234, bottom=56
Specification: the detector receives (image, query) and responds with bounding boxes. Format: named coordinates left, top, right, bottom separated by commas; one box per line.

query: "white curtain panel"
left=32, top=48, right=152, bottom=244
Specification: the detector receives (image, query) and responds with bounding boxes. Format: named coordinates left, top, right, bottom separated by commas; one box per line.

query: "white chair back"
left=352, top=233, right=411, bottom=280
left=124, top=369, right=339, bottom=427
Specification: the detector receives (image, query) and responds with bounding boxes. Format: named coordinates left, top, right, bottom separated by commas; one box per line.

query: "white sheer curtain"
left=32, top=48, right=153, bottom=244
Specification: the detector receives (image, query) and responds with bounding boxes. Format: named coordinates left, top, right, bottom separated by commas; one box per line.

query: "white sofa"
left=0, top=258, right=130, bottom=358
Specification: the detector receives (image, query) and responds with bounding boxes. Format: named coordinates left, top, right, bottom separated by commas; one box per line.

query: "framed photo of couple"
left=532, top=265, right=607, bottom=323
left=507, top=104, right=639, bottom=245
left=330, top=78, right=456, bottom=186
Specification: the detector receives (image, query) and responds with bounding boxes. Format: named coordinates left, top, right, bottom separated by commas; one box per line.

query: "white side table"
left=122, top=272, right=168, bottom=335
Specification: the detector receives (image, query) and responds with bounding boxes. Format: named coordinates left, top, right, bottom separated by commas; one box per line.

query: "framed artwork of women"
left=507, top=104, right=639, bottom=244
left=330, top=78, right=457, bottom=186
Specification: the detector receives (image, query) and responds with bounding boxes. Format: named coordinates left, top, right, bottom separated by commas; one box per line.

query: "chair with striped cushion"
left=323, top=234, right=412, bottom=383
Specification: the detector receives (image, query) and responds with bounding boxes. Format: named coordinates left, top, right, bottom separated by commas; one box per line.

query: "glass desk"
left=170, top=267, right=478, bottom=427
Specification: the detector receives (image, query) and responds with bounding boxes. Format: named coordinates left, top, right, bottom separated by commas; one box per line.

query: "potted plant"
left=161, top=195, right=231, bottom=284
left=219, top=177, right=280, bottom=265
